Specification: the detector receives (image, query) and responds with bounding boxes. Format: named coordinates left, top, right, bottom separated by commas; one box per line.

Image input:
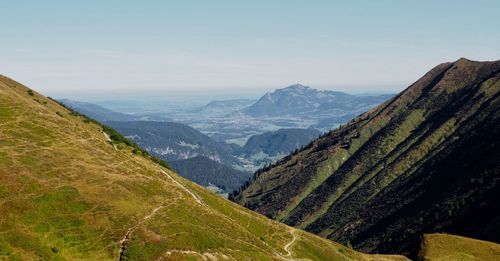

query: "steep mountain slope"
left=170, top=156, right=251, bottom=193
left=0, top=75, right=409, bottom=260
left=241, top=84, right=392, bottom=118
left=234, top=58, right=500, bottom=257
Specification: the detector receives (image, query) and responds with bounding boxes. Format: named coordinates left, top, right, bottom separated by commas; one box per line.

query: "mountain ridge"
left=59, top=99, right=170, bottom=122
left=234, top=58, right=500, bottom=257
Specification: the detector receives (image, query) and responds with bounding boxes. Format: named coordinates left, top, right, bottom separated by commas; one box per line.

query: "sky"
left=0, top=0, right=499, bottom=100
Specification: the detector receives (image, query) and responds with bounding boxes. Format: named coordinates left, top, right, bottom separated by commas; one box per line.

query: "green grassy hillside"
left=0, top=76, right=408, bottom=260
left=419, top=234, right=500, bottom=261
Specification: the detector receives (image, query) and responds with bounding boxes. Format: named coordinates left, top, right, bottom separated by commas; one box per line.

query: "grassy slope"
left=0, top=75, right=407, bottom=260
left=419, top=234, right=500, bottom=261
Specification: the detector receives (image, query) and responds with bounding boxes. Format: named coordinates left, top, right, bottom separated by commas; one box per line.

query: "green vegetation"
left=49, top=97, right=172, bottom=170
left=419, top=234, right=500, bottom=261
left=0, top=75, right=408, bottom=260
left=280, top=117, right=389, bottom=225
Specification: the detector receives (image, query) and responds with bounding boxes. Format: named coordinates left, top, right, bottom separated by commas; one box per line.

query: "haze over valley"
left=61, top=85, right=392, bottom=194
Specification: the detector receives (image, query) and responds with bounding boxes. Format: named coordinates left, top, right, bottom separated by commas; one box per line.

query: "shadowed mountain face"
left=234, top=58, right=500, bottom=257
left=0, top=75, right=411, bottom=260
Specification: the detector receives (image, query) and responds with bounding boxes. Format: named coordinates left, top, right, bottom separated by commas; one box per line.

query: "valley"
left=1, top=60, right=499, bottom=260
left=0, top=75, right=410, bottom=260
left=61, top=85, right=391, bottom=194
left=2, top=1, right=499, bottom=260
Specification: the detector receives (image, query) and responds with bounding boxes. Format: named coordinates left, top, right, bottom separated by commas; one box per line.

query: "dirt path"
left=118, top=203, right=166, bottom=260
left=119, top=168, right=304, bottom=261
left=156, top=249, right=230, bottom=261
left=118, top=168, right=203, bottom=260
left=159, top=168, right=203, bottom=205
left=283, top=228, right=297, bottom=258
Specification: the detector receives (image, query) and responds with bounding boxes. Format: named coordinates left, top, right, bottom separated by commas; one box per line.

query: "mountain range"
left=58, top=101, right=330, bottom=192
left=52, top=99, right=333, bottom=193
left=234, top=58, right=500, bottom=258
left=0, top=74, right=411, bottom=260
left=1, top=59, right=499, bottom=260
left=106, top=122, right=325, bottom=191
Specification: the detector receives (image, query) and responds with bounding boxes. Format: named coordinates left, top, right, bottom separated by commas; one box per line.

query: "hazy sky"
left=1, top=0, right=499, bottom=98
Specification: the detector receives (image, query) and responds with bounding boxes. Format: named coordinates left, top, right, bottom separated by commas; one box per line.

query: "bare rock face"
left=234, top=58, right=500, bottom=258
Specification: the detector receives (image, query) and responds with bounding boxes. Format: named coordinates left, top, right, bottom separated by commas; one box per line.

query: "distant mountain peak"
left=241, top=83, right=391, bottom=117
left=285, top=83, right=310, bottom=90
left=276, top=84, right=312, bottom=94
left=456, top=57, right=472, bottom=63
